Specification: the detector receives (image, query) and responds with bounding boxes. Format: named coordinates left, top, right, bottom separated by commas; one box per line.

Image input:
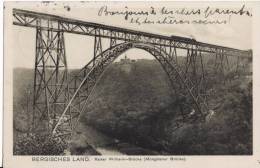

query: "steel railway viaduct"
left=13, top=9, right=252, bottom=140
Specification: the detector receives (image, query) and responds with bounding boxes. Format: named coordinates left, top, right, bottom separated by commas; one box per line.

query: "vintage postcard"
left=3, top=1, right=260, bottom=168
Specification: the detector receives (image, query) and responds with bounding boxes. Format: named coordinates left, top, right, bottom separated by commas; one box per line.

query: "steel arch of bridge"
left=12, top=9, right=252, bottom=139
left=51, top=42, right=209, bottom=138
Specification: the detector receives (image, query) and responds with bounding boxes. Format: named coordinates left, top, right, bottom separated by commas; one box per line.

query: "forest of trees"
left=80, top=58, right=252, bottom=155
left=13, top=54, right=252, bottom=155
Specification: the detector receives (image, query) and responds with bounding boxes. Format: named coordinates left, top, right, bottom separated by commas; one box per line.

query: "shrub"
left=14, top=133, right=67, bottom=155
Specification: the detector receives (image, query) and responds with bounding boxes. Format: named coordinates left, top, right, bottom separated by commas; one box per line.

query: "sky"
left=8, top=1, right=253, bottom=68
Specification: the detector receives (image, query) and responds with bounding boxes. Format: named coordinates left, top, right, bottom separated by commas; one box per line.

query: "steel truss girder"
left=13, top=8, right=252, bottom=58
left=13, top=9, right=253, bottom=140
left=93, top=29, right=103, bottom=65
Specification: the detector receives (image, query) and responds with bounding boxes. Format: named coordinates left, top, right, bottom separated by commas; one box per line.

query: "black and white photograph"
left=3, top=1, right=260, bottom=168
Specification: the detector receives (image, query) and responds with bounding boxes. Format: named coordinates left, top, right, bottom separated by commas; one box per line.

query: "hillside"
left=79, top=59, right=252, bottom=155
left=13, top=57, right=252, bottom=155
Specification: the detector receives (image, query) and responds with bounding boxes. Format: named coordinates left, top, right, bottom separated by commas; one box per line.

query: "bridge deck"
left=13, top=8, right=251, bottom=57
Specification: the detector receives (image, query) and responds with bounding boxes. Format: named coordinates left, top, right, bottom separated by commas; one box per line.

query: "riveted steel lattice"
left=12, top=9, right=252, bottom=140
